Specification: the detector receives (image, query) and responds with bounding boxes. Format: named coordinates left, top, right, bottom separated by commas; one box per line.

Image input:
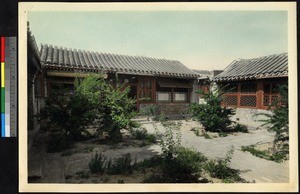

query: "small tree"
left=98, top=82, right=137, bottom=142
left=75, top=74, right=137, bottom=142
left=40, top=82, right=98, bottom=152
left=260, top=84, right=289, bottom=158
left=189, top=84, right=235, bottom=132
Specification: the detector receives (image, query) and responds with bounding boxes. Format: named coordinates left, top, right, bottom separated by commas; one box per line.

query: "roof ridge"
left=240, top=52, right=287, bottom=61
left=40, top=43, right=182, bottom=63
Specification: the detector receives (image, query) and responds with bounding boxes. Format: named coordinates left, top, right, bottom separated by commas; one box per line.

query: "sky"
left=28, top=11, right=287, bottom=71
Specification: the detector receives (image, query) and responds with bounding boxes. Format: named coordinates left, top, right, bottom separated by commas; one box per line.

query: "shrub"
left=130, top=127, right=157, bottom=145
left=258, top=84, right=289, bottom=159
left=203, top=132, right=212, bottom=139
left=139, top=104, right=157, bottom=116
left=96, top=77, right=137, bottom=142
left=233, top=123, right=248, bottom=133
left=175, top=147, right=207, bottom=173
left=159, top=122, right=182, bottom=160
left=88, top=152, right=107, bottom=174
left=40, top=77, right=100, bottom=152
left=204, top=148, right=246, bottom=183
left=189, top=85, right=235, bottom=132
left=152, top=122, right=209, bottom=183
left=41, top=74, right=138, bottom=146
left=154, top=112, right=168, bottom=122
left=143, top=147, right=208, bottom=183
left=106, top=153, right=134, bottom=175
left=134, top=156, right=163, bottom=171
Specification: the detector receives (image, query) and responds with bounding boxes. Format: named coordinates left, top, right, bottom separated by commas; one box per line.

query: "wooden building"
left=35, top=44, right=200, bottom=115
left=213, top=53, right=288, bottom=110
left=28, top=25, right=45, bottom=150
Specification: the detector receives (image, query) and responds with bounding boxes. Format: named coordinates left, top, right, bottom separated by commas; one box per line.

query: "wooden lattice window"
left=271, top=95, right=278, bottom=103
left=263, top=96, right=270, bottom=106
left=223, top=95, right=238, bottom=106
left=240, top=95, right=257, bottom=107
left=241, top=83, right=257, bottom=93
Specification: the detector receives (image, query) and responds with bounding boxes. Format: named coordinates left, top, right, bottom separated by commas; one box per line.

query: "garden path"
left=142, top=120, right=289, bottom=183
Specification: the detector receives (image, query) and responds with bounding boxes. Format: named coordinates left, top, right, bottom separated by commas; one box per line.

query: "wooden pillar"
left=256, top=81, right=264, bottom=109
left=237, top=83, right=241, bottom=108
left=136, top=76, right=141, bottom=111
left=151, top=78, right=156, bottom=103
left=171, top=87, right=174, bottom=102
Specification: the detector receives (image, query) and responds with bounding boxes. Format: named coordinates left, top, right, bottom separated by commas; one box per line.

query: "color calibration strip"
left=1, top=37, right=17, bottom=137
left=1, top=37, right=5, bottom=137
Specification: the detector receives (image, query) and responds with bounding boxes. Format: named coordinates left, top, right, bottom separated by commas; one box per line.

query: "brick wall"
left=139, top=103, right=190, bottom=115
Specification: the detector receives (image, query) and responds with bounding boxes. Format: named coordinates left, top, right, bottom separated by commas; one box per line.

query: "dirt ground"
left=28, top=119, right=289, bottom=183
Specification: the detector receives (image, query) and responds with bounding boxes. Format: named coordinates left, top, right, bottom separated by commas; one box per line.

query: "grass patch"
left=203, top=132, right=212, bottom=139
left=241, top=145, right=286, bottom=163
left=218, top=131, right=228, bottom=137
left=233, top=123, right=248, bottom=133
left=204, top=148, right=247, bottom=183
left=88, top=152, right=107, bottom=174
left=129, top=127, right=157, bottom=146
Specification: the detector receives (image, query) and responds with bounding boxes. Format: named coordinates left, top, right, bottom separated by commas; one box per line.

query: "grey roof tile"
left=213, top=53, right=288, bottom=81
left=40, top=44, right=198, bottom=78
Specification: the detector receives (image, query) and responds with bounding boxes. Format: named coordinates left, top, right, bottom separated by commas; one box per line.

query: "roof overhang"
left=47, top=71, right=108, bottom=79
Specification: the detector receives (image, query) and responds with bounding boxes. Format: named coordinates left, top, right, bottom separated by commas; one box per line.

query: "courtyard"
left=28, top=119, right=289, bottom=184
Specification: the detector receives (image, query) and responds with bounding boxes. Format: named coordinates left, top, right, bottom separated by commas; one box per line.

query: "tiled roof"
left=28, top=25, right=40, bottom=63
left=39, top=44, right=198, bottom=78
left=192, top=69, right=211, bottom=75
left=213, top=53, right=288, bottom=82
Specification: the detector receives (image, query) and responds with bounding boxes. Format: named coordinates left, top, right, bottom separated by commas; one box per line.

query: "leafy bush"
left=159, top=122, right=182, bottom=160
left=203, top=132, right=212, bottom=139
left=143, top=147, right=208, bottom=183
left=258, top=84, right=289, bottom=159
left=204, top=148, right=246, bottom=183
left=139, top=104, right=157, bottom=116
left=130, top=127, right=157, bottom=145
left=41, top=74, right=138, bottom=146
left=175, top=147, right=207, bottom=173
left=106, top=153, right=135, bottom=175
left=134, top=156, right=163, bottom=171
left=154, top=112, right=168, bottom=122
left=142, top=147, right=208, bottom=183
left=41, top=78, right=100, bottom=152
left=88, top=152, right=107, bottom=174
left=96, top=78, right=137, bottom=142
left=233, top=123, right=248, bottom=133
left=189, top=86, right=235, bottom=132
left=147, top=122, right=209, bottom=183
